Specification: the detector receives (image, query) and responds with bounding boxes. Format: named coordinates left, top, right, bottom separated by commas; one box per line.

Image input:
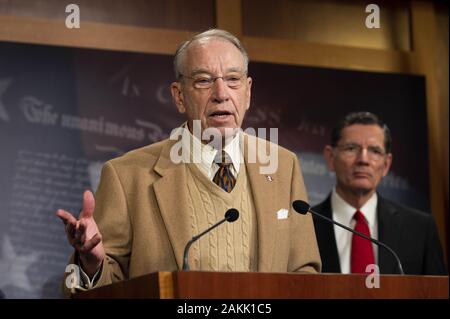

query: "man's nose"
left=356, top=148, right=370, bottom=163
left=211, top=78, right=230, bottom=102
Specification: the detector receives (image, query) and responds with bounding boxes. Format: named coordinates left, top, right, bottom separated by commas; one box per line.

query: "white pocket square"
left=276, top=208, right=289, bottom=220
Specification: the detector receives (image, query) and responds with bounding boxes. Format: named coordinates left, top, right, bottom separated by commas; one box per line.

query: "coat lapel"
left=313, top=196, right=341, bottom=273
left=377, top=195, right=402, bottom=274
left=153, top=139, right=191, bottom=270
left=243, top=135, right=279, bottom=271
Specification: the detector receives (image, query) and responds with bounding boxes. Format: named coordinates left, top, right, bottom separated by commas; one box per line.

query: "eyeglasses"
left=179, top=72, right=247, bottom=89
left=335, top=143, right=387, bottom=161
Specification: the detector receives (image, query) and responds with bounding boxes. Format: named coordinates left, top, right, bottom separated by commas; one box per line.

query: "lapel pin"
left=266, top=175, right=273, bottom=182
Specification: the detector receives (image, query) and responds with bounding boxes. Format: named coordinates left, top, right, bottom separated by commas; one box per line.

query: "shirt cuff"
left=77, top=259, right=102, bottom=289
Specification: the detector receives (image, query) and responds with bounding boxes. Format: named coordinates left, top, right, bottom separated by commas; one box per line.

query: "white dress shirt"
left=180, top=123, right=242, bottom=180
left=331, top=188, right=378, bottom=274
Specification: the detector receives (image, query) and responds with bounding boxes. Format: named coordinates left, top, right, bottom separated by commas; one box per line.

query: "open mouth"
left=209, top=111, right=233, bottom=118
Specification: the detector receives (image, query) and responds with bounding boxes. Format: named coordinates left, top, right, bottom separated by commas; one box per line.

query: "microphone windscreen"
left=225, top=208, right=239, bottom=222
left=292, top=200, right=310, bottom=214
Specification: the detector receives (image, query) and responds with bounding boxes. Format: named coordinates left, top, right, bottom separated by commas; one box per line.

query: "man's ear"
left=382, top=153, right=393, bottom=177
left=323, top=145, right=336, bottom=172
left=245, top=77, right=252, bottom=111
left=170, top=82, right=185, bottom=114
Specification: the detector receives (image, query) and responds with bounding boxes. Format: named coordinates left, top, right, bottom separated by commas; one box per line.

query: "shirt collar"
left=220, top=133, right=242, bottom=171
left=180, top=122, right=242, bottom=178
left=331, top=188, right=378, bottom=227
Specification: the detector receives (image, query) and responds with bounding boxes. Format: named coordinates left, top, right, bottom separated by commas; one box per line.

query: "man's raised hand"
left=56, top=190, right=105, bottom=277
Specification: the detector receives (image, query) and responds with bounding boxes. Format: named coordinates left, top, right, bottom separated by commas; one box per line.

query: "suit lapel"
left=243, top=135, right=279, bottom=271
left=314, top=196, right=341, bottom=273
left=377, top=195, right=402, bottom=274
left=153, top=139, right=191, bottom=270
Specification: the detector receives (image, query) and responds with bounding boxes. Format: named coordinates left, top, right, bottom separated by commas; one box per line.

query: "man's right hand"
left=56, top=190, right=105, bottom=278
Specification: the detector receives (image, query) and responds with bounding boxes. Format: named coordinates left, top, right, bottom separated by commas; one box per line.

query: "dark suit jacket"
left=312, top=194, right=446, bottom=275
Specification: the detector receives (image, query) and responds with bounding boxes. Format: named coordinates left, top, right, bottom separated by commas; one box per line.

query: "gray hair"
left=173, top=29, right=249, bottom=79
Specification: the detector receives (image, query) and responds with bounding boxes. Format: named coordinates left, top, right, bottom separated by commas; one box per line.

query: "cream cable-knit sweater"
left=185, top=162, right=258, bottom=272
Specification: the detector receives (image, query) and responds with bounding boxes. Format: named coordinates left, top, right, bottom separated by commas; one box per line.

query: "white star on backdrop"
left=0, top=235, right=40, bottom=292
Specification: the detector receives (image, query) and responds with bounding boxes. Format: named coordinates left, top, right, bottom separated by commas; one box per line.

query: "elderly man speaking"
left=57, top=29, right=321, bottom=293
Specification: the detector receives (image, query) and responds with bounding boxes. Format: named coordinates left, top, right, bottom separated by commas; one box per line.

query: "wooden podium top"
left=74, top=271, right=449, bottom=299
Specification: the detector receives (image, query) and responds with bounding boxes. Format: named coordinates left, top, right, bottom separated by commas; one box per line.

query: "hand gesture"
left=57, top=190, right=105, bottom=277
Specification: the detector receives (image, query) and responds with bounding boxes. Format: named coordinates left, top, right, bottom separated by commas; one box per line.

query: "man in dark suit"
left=313, top=111, right=446, bottom=275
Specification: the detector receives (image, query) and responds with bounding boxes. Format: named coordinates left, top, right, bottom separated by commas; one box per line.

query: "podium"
left=73, top=271, right=448, bottom=299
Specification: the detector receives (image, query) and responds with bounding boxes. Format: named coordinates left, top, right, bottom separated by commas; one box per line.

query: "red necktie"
left=351, top=210, right=375, bottom=274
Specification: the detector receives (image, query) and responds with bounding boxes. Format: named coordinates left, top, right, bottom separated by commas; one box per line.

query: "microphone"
left=182, top=208, right=239, bottom=271
left=292, top=200, right=404, bottom=275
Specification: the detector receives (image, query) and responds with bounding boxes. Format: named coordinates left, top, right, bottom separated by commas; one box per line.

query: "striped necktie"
left=212, top=150, right=236, bottom=193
